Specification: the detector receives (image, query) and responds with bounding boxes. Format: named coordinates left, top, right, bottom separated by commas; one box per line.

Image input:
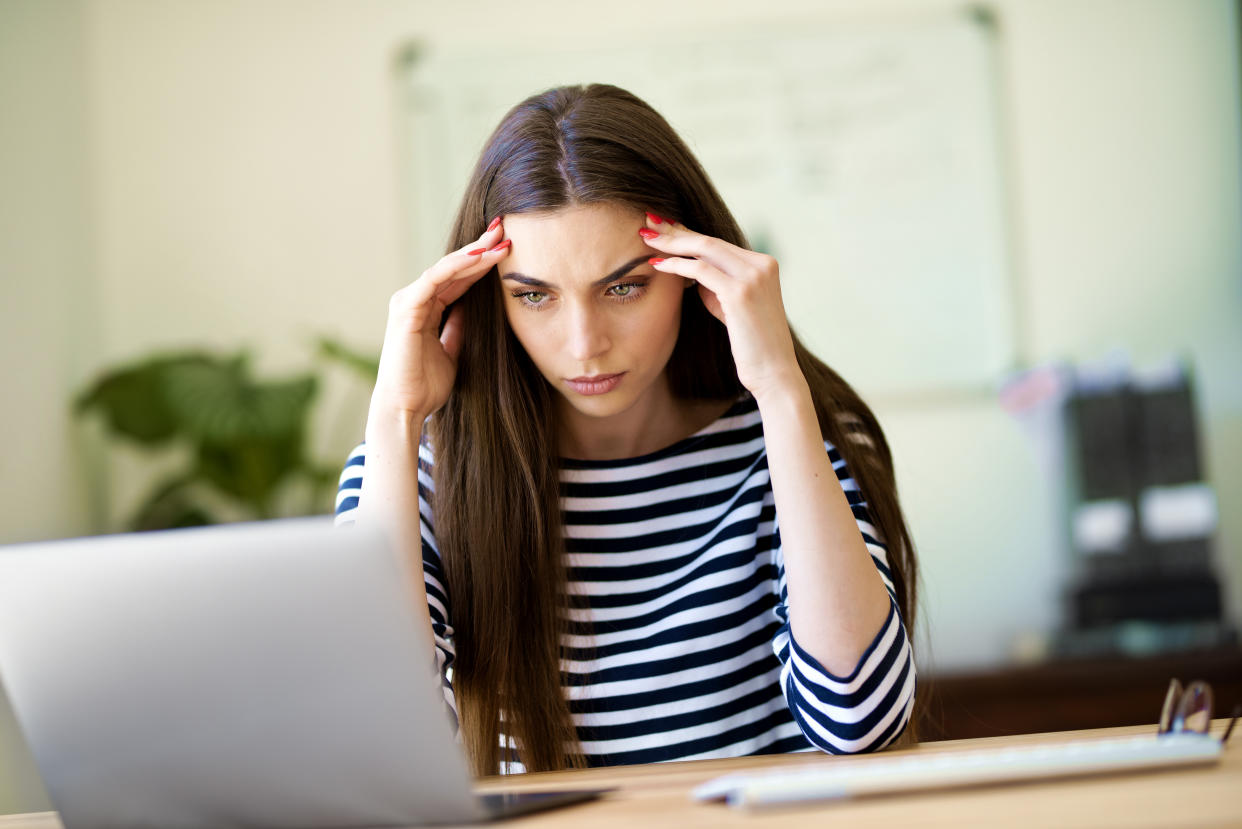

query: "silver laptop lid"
left=0, top=516, right=485, bottom=828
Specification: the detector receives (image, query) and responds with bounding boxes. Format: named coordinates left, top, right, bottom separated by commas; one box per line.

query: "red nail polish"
left=645, top=211, right=663, bottom=225
left=466, top=247, right=486, bottom=255
left=488, top=239, right=512, bottom=253
left=487, top=216, right=502, bottom=232
left=638, top=228, right=660, bottom=240
left=649, top=257, right=665, bottom=265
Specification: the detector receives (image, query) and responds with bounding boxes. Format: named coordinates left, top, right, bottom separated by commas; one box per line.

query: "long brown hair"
left=429, top=83, right=920, bottom=774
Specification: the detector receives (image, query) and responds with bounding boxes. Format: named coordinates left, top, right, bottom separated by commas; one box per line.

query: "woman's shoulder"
left=661, top=391, right=762, bottom=454
left=688, top=392, right=755, bottom=429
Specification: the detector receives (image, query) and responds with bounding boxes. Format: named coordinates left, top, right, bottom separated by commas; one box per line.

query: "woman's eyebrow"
left=500, top=255, right=652, bottom=290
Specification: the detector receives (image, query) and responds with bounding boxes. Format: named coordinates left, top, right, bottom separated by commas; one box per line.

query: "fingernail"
left=488, top=239, right=512, bottom=253
left=645, top=211, right=663, bottom=225
left=638, top=228, right=660, bottom=240
left=466, top=247, right=486, bottom=255
left=649, top=257, right=665, bottom=265
left=487, top=216, right=502, bottom=232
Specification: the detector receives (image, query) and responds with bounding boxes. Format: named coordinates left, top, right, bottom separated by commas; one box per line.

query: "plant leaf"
left=161, top=358, right=317, bottom=443
left=128, top=473, right=215, bottom=531
left=195, top=433, right=304, bottom=514
left=75, top=353, right=216, bottom=446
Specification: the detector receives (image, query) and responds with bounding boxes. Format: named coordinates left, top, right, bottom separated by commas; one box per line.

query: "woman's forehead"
left=499, top=203, right=648, bottom=288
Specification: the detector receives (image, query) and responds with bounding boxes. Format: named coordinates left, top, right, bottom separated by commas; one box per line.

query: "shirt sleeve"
left=333, top=439, right=460, bottom=734
left=769, top=439, right=917, bottom=754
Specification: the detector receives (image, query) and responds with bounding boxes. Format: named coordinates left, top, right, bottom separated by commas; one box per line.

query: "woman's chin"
left=560, top=391, right=631, bottom=419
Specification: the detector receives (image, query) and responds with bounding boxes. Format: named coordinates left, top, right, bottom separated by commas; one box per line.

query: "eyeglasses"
left=1158, top=678, right=1239, bottom=745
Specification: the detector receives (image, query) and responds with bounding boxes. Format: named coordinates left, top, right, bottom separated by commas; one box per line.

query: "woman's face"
left=497, top=202, right=686, bottom=421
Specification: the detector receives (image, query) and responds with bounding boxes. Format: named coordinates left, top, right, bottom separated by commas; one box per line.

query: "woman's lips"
left=565, top=372, right=625, bottom=396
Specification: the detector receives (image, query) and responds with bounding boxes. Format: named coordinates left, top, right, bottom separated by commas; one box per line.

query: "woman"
left=335, top=83, right=918, bottom=775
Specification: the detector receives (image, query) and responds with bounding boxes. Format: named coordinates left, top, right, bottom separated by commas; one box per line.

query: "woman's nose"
left=565, top=305, right=611, bottom=362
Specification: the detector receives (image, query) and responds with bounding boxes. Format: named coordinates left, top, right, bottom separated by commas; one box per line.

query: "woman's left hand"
left=639, top=212, right=804, bottom=402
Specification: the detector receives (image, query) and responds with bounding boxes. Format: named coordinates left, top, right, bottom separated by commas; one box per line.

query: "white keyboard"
left=692, top=733, right=1222, bottom=809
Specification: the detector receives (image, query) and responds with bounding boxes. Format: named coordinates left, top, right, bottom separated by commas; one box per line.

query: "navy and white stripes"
left=335, top=393, right=915, bottom=772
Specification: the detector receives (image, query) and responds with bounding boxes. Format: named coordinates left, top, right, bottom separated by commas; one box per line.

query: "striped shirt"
left=334, top=392, right=916, bottom=772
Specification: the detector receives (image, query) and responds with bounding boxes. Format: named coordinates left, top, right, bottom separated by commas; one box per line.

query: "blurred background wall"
left=1, top=0, right=1239, bottom=814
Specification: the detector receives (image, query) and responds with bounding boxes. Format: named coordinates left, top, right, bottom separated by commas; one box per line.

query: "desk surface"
left=2, top=720, right=1237, bottom=828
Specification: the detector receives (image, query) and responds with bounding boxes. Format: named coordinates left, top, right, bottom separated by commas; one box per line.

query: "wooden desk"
left=3, top=720, right=1237, bottom=828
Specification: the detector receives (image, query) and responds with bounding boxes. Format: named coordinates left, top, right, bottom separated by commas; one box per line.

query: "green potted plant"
left=75, top=340, right=377, bottom=531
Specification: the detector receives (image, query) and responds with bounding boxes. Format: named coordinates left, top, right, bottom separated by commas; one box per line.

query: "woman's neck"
left=556, top=376, right=734, bottom=461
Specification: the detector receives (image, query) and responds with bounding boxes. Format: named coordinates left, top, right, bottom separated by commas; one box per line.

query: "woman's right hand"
left=369, top=217, right=511, bottom=425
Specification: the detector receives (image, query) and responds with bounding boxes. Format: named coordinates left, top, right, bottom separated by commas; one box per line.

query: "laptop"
left=0, top=517, right=607, bottom=828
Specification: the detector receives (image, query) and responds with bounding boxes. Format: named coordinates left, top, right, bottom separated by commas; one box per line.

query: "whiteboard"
left=399, top=7, right=1015, bottom=398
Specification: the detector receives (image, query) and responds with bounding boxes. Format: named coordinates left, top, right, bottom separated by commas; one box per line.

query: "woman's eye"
left=514, top=291, right=547, bottom=305
left=607, top=282, right=645, bottom=299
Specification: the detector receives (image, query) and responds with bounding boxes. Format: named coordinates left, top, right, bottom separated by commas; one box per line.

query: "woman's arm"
left=760, top=390, right=919, bottom=750
left=345, top=217, right=511, bottom=649
left=641, top=214, right=900, bottom=674
left=354, top=410, right=438, bottom=652
left=755, top=378, right=894, bottom=676
left=641, top=213, right=914, bottom=751
left=336, top=435, right=460, bottom=728
left=337, top=216, right=511, bottom=725
left=756, top=397, right=916, bottom=753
